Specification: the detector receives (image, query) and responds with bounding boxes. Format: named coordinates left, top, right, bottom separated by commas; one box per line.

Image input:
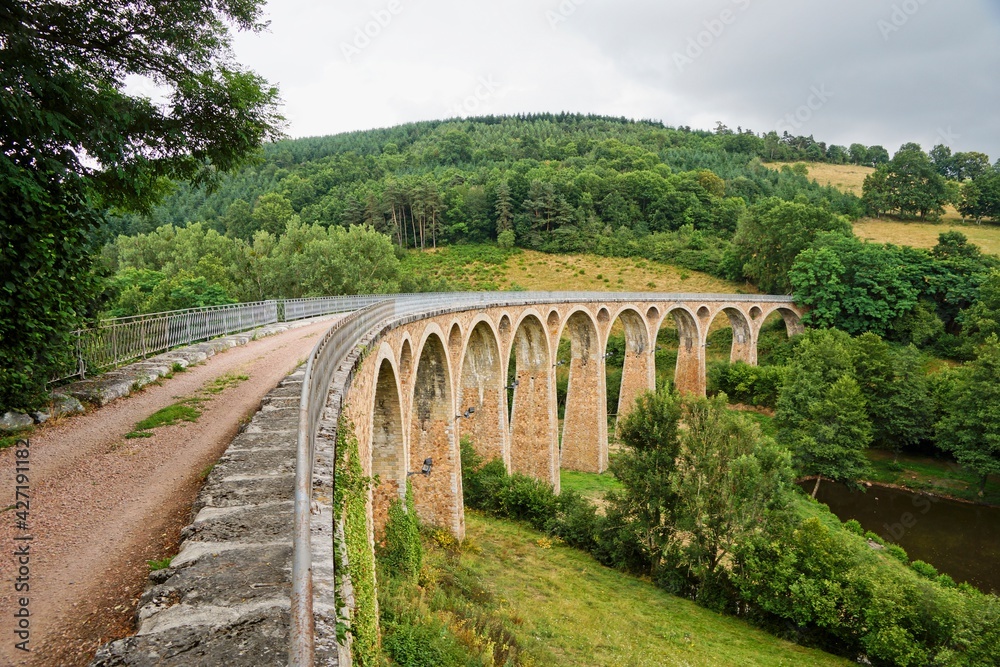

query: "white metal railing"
left=288, top=290, right=798, bottom=665
left=57, top=291, right=792, bottom=383
left=56, top=301, right=279, bottom=381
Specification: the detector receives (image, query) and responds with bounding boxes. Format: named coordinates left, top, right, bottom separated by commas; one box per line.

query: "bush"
left=496, top=229, right=516, bottom=249
left=910, top=560, right=939, bottom=579
left=708, top=361, right=787, bottom=408
left=843, top=519, right=864, bottom=536
left=378, top=482, right=422, bottom=583
left=885, top=544, right=909, bottom=565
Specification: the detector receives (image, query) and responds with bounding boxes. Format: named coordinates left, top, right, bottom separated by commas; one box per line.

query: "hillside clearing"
left=439, top=512, right=853, bottom=666
left=854, top=218, right=1000, bottom=255
left=402, top=245, right=750, bottom=294
left=769, top=161, right=1000, bottom=253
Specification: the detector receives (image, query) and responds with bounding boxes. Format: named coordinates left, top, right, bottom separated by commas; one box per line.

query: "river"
left=806, top=482, right=1000, bottom=594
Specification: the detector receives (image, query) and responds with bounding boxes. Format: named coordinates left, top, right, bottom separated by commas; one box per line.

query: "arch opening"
left=606, top=308, right=654, bottom=428
left=756, top=307, right=803, bottom=366
left=706, top=307, right=755, bottom=366
left=409, top=333, right=463, bottom=537
left=663, top=306, right=705, bottom=396
left=459, top=322, right=508, bottom=469
left=372, top=359, right=405, bottom=542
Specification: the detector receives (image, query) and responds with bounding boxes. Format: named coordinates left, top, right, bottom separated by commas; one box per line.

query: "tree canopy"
left=0, top=0, right=283, bottom=411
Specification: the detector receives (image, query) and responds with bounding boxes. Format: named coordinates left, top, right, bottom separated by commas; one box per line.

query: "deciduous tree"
left=1, top=0, right=282, bottom=410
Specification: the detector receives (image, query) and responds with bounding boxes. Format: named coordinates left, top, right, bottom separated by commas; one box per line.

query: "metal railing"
left=56, top=301, right=280, bottom=381
left=288, top=290, right=799, bottom=665
left=291, top=299, right=397, bottom=666
left=54, top=296, right=410, bottom=383
left=282, top=296, right=387, bottom=322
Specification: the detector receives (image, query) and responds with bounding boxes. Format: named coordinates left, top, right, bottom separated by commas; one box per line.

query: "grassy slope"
left=454, top=511, right=851, bottom=667
left=771, top=161, right=1000, bottom=254
left=401, top=246, right=750, bottom=294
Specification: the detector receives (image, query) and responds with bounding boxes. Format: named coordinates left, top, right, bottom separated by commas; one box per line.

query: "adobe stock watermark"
left=776, top=85, right=834, bottom=134
left=546, top=0, right=588, bottom=30
left=878, top=0, right=933, bottom=41
left=340, top=0, right=404, bottom=63
left=935, top=126, right=960, bottom=148
left=673, top=0, right=752, bottom=73
left=881, top=491, right=941, bottom=543
left=446, top=76, right=505, bottom=118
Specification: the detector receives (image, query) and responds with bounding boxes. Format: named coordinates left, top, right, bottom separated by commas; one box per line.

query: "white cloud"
left=231, top=0, right=1000, bottom=158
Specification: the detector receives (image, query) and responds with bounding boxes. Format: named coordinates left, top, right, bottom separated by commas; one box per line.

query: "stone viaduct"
left=87, top=293, right=806, bottom=665
left=340, top=295, right=804, bottom=542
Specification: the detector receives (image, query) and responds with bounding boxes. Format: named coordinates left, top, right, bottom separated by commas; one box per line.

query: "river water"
left=806, top=482, right=1000, bottom=594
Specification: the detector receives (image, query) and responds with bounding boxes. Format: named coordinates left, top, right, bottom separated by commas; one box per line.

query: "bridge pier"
left=509, top=314, right=559, bottom=492
left=410, top=333, right=464, bottom=539
left=560, top=311, right=608, bottom=474
left=614, top=309, right=656, bottom=425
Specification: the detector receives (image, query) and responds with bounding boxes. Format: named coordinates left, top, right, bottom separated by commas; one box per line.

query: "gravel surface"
left=0, top=319, right=336, bottom=666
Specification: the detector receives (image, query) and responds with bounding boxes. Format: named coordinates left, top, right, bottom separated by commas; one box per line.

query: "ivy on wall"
left=335, top=416, right=379, bottom=666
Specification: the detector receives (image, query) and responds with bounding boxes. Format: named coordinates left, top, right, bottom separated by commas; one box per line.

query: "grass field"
left=769, top=161, right=1000, bottom=254
left=772, top=161, right=875, bottom=195
left=424, top=512, right=852, bottom=667
left=401, top=245, right=750, bottom=294
left=854, top=218, right=1000, bottom=255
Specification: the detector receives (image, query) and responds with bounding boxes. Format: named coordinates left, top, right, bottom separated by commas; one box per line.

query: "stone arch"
left=597, top=307, right=611, bottom=325
left=371, top=357, right=406, bottom=543
left=646, top=306, right=660, bottom=322
left=663, top=305, right=705, bottom=396
left=399, top=337, right=414, bottom=388
left=458, top=320, right=508, bottom=469
left=558, top=309, right=607, bottom=474
left=409, top=331, right=463, bottom=537
left=447, top=322, right=463, bottom=360
left=768, top=306, right=805, bottom=337
left=607, top=307, right=655, bottom=424
left=749, top=306, right=763, bottom=321
left=498, top=313, right=512, bottom=338
left=753, top=305, right=804, bottom=367
left=547, top=309, right=560, bottom=329
left=706, top=307, right=755, bottom=366
left=507, top=311, right=559, bottom=490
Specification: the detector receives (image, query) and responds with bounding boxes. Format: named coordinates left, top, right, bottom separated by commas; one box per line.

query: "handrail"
left=290, top=299, right=397, bottom=666
left=288, top=290, right=799, bottom=665
left=56, top=292, right=793, bottom=383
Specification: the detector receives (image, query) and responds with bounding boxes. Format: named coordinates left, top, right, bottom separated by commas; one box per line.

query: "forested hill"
left=109, top=113, right=868, bottom=248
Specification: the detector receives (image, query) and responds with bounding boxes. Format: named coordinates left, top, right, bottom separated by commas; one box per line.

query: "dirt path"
left=0, top=319, right=337, bottom=666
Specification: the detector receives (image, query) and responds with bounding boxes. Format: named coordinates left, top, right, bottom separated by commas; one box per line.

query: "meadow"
left=395, top=511, right=853, bottom=667
left=771, top=161, right=1000, bottom=254
left=400, top=245, right=750, bottom=294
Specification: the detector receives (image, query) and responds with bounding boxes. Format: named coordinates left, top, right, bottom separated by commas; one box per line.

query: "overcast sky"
left=230, top=0, right=1000, bottom=159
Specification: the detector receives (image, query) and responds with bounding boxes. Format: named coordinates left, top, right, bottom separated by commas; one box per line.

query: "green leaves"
left=731, top=197, right=852, bottom=294
left=934, top=336, right=1000, bottom=493
left=1, top=0, right=283, bottom=411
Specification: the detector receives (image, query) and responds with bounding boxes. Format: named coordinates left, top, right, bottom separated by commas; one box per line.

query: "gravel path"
left=0, top=319, right=336, bottom=666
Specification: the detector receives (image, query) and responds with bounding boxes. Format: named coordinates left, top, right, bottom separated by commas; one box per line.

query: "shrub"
left=885, top=544, right=909, bottom=565
left=910, top=560, right=939, bottom=579
left=378, top=482, right=422, bottom=583
left=708, top=361, right=787, bottom=408
left=843, top=519, right=864, bottom=536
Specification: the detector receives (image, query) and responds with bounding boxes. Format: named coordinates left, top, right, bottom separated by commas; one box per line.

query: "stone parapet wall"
left=89, top=369, right=339, bottom=667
